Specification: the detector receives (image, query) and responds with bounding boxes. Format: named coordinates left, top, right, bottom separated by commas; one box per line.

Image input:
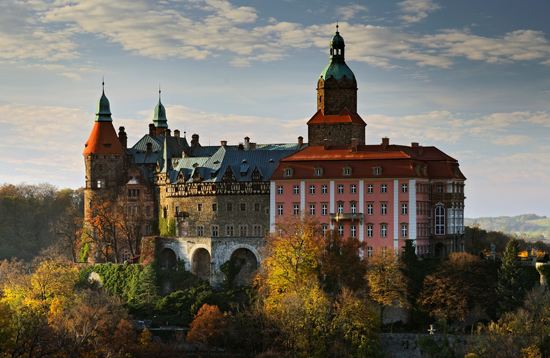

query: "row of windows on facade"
left=277, top=183, right=408, bottom=195
left=195, top=225, right=265, bottom=237
left=317, top=223, right=410, bottom=238
left=283, top=165, right=382, bottom=178
left=276, top=202, right=439, bottom=216
left=172, top=202, right=264, bottom=215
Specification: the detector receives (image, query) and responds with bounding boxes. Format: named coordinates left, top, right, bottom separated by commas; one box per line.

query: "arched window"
left=435, top=205, right=445, bottom=235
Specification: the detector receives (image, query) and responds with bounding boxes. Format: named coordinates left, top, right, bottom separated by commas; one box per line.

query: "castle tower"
left=153, top=89, right=169, bottom=136
left=83, top=83, right=128, bottom=220
left=308, top=25, right=366, bottom=146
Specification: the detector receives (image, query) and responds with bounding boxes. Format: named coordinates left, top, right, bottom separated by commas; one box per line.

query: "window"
left=381, top=204, right=387, bottom=215
left=401, top=203, right=408, bottom=215
left=435, top=206, right=445, bottom=235
left=309, top=185, right=315, bottom=194
left=343, top=166, right=352, bottom=176
left=314, top=167, right=323, bottom=176
left=350, top=202, right=357, bottom=213
left=175, top=206, right=179, bottom=216
left=240, top=225, right=247, bottom=237
left=373, top=165, right=382, bottom=175
left=277, top=185, right=283, bottom=195
left=322, top=224, right=328, bottom=236
left=197, top=226, right=204, bottom=236
left=366, top=246, right=373, bottom=258
left=350, top=184, right=357, bottom=194
left=350, top=225, right=357, bottom=238
left=367, top=203, right=373, bottom=215
left=212, top=203, right=217, bottom=212
left=401, top=224, right=408, bottom=237
left=381, top=224, right=387, bottom=238
left=254, top=202, right=260, bottom=211
left=337, top=185, right=344, bottom=194
left=381, top=184, right=387, bottom=193
left=227, top=202, right=233, bottom=211
left=212, top=225, right=219, bottom=237
left=197, top=203, right=202, bottom=212
left=367, top=184, right=373, bottom=194
left=146, top=224, right=152, bottom=235
left=97, top=179, right=105, bottom=188
left=277, top=205, right=283, bottom=216
left=367, top=224, right=373, bottom=238
left=321, top=185, right=328, bottom=194
left=284, top=167, right=293, bottom=177
left=226, top=225, right=234, bottom=237
left=381, top=246, right=387, bottom=258
left=253, top=225, right=261, bottom=236
left=146, top=206, right=151, bottom=216
left=309, top=204, right=315, bottom=215
left=319, top=204, right=327, bottom=216
left=337, top=203, right=344, bottom=214
left=338, top=225, right=344, bottom=237
left=437, top=184, right=444, bottom=193
left=240, top=203, right=246, bottom=211
left=293, top=185, right=299, bottom=195
left=402, top=183, right=408, bottom=193
left=293, top=204, right=300, bottom=215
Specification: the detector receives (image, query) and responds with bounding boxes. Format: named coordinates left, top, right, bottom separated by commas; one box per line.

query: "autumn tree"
left=187, top=303, right=227, bottom=353
left=366, top=249, right=409, bottom=325
left=115, top=196, right=150, bottom=257
left=422, top=252, right=495, bottom=321
left=320, top=230, right=367, bottom=294
left=464, top=224, right=488, bottom=255
left=86, top=189, right=122, bottom=262
left=496, top=237, right=527, bottom=317
left=52, top=205, right=85, bottom=263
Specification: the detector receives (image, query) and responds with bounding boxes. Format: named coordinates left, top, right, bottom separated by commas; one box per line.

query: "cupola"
left=96, top=81, right=113, bottom=122
left=153, top=88, right=168, bottom=135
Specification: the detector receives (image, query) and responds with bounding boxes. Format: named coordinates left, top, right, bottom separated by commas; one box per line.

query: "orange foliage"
left=187, top=303, right=226, bottom=351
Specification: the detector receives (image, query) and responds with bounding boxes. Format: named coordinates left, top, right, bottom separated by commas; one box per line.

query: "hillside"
left=465, top=214, right=550, bottom=239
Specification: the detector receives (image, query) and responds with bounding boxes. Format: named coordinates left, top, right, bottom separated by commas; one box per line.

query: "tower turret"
left=153, top=88, right=168, bottom=135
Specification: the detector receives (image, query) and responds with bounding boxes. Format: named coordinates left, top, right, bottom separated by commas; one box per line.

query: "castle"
left=83, top=27, right=466, bottom=286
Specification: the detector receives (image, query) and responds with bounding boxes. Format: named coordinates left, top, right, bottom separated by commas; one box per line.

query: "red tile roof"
left=307, top=108, right=366, bottom=125
left=83, top=121, right=126, bottom=155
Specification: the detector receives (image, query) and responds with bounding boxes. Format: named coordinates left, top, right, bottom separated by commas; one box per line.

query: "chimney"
left=381, top=137, right=389, bottom=150
left=220, top=140, right=227, bottom=147
left=298, top=136, right=303, bottom=148
left=238, top=143, right=244, bottom=151
left=146, top=142, right=152, bottom=155
left=118, top=126, right=127, bottom=148
left=249, top=142, right=256, bottom=150
left=164, top=129, right=171, bottom=137
left=349, top=137, right=358, bottom=153
left=244, top=136, right=250, bottom=151
left=411, top=142, right=419, bottom=148
left=149, top=123, right=156, bottom=137
left=323, top=138, right=331, bottom=151
left=191, top=134, right=200, bottom=147
left=174, top=129, right=180, bottom=144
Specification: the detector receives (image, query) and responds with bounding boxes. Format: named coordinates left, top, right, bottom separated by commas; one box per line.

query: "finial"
left=159, top=84, right=161, bottom=101
left=336, top=22, right=339, bottom=34
left=102, top=76, right=105, bottom=92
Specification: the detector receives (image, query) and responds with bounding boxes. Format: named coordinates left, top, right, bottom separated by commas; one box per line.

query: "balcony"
left=330, top=212, right=363, bottom=222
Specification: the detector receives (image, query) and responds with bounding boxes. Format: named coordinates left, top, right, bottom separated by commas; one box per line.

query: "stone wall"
left=317, top=77, right=357, bottom=115
left=380, top=334, right=472, bottom=358
left=308, top=122, right=365, bottom=147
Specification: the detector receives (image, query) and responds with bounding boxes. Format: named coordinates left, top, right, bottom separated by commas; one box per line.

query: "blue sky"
left=1, top=0, right=550, bottom=218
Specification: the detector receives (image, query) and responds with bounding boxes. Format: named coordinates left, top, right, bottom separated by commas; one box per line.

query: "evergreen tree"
left=134, top=265, right=159, bottom=319
left=496, top=238, right=526, bottom=317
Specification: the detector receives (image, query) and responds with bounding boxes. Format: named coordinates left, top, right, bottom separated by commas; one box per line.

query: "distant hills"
left=465, top=214, right=550, bottom=239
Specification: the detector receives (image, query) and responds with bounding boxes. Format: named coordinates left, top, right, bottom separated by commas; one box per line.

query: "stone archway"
left=435, top=243, right=446, bottom=258
left=192, top=248, right=211, bottom=281
left=160, top=248, right=177, bottom=270
left=230, top=248, right=258, bottom=287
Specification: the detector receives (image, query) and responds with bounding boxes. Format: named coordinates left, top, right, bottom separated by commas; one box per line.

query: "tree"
left=129, top=264, right=159, bottom=318
left=464, top=224, right=488, bottom=255
left=366, top=249, right=409, bottom=325
left=115, top=197, right=150, bottom=257
left=86, top=190, right=121, bottom=262
left=52, top=205, right=84, bottom=263
left=319, top=230, right=367, bottom=294
left=187, top=304, right=226, bottom=353
left=496, top=238, right=527, bottom=317
left=422, top=252, right=494, bottom=321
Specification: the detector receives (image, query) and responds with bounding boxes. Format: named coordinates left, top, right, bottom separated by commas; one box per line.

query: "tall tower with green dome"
left=308, top=26, right=366, bottom=146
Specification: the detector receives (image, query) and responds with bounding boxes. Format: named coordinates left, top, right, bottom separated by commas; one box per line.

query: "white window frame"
left=309, top=185, right=315, bottom=194
left=381, top=184, right=387, bottom=193
left=367, top=203, right=373, bottom=215
left=277, top=205, right=283, bottom=216
left=350, top=184, right=357, bottom=194
left=367, top=225, right=373, bottom=238
left=337, top=184, right=344, bottom=194
left=321, top=204, right=328, bottom=216
left=381, top=203, right=387, bottom=215
left=293, top=204, right=300, bottom=215
left=277, top=185, right=283, bottom=195
left=322, top=185, right=328, bottom=194
left=381, top=224, right=387, bottom=238
left=367, top=184, right=373, bottom=194
left=401, top=203, right=408, bottom=215
left=293, top=185, right=299, bottom=195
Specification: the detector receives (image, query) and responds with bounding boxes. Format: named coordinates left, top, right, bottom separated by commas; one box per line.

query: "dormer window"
left=314, top=166, right=324, bottom=177
left=284, top=166, right=294, bottom=177
left=373, top=165, right=382, bottom=175
left=343, top=165, right=352, bottom=176
left=96, top=179, right=105, bottom=189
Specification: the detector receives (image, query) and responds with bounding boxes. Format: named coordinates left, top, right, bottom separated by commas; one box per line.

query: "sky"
left=1, top=0, right=550, bottom=218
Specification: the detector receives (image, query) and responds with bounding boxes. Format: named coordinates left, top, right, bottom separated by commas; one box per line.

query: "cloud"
left=397, top=0, right=441, bottom=24
left=336, top=4, right=368, bottom=21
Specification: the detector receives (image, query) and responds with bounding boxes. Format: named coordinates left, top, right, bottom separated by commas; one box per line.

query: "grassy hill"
left=465, top=214, right=550, bottom=239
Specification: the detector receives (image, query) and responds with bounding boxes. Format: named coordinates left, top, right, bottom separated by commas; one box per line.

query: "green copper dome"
left=95, top=83, right=112, bottom=122
left=153, top=90, right=168, bottom=129
left=319, top=25, right=355, bottom=82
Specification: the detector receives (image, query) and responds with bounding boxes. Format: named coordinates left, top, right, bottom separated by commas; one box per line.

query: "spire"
left=153, top=87, right=168, bottom=131
left=95, top=79, right=112, bottom=122
left=319, top=25, right=355, bottom=82
left=161, top=134, right=171, bottom=173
